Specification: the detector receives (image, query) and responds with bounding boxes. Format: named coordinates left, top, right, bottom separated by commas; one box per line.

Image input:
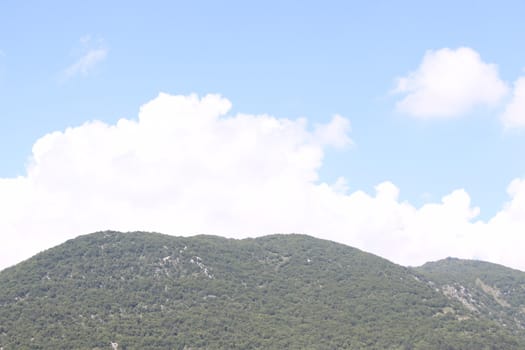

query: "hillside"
left=416, top=257, right=525, bottom=331
left=1, top=231, right=524, bottom=349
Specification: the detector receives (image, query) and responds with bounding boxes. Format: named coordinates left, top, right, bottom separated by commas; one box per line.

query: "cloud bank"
left=1, top=93, right=525, bottom=271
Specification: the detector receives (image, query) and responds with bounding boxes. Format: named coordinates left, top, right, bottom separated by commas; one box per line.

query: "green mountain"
left=1, top=231, right=524, bottom=349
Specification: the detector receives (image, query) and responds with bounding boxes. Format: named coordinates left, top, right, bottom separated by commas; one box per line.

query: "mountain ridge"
left=1, top=231, right=524, bottom=349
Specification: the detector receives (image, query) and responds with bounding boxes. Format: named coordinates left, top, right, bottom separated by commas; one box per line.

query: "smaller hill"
left=416, top=257, right=525, bottom=331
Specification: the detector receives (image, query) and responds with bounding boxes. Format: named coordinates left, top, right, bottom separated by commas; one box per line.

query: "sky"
left=1, top=1, right=525, bottom=271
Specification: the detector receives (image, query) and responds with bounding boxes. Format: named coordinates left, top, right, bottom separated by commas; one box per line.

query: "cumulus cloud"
left=394, top=47, right=508, bottom=119
left=1, top=93, right=525, bottom=272
left=501, top=76, right=525, bottom=129
left=62, top=36, right=107, bottom=79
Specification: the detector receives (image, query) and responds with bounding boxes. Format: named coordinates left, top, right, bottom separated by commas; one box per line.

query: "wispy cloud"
left=61, top=36, right=108, bottom=81
left=64, top=48, right=107, bottom=78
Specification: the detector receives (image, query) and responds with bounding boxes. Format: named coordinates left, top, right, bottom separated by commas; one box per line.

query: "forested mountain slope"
left=416, top=257, right=525, bottom=331
left=1, top=231, right=524, bottom=349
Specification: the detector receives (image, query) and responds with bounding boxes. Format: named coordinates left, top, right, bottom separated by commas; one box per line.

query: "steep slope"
left=0, top=232, right=523, bottom=349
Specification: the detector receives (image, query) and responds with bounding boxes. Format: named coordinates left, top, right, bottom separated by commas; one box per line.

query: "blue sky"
left=1, top=1, right=525, bottom=270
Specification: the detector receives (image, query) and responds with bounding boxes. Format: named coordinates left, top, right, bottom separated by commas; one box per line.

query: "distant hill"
left=1, top=231, right=524, bottom=349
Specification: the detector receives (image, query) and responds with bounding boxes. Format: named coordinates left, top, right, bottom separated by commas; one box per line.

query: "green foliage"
left=0, top=232, right=524, bottom=349
left=415, top=257, right=525, bottom=333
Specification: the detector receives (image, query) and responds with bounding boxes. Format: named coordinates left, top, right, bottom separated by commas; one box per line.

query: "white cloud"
left=2, top=93, right=525, bottom=272
left=394, top=47, right=508, bottom=119
left=313, top=114, right=352, bottom=148
left=62, top=37, right=107, bottom=79
left=501, top=76, right=525, bottom=129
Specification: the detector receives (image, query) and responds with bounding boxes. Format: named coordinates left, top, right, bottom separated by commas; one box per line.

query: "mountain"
left=1, top=231, right=524, bottom=349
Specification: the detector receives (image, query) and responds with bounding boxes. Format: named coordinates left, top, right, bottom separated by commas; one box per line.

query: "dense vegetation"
left=1, top=231, right=524, bottom=349
left=416, top=257, right=525, bottom=331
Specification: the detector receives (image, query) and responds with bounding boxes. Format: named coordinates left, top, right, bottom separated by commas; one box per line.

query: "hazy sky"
left=1, top=1, right=525, bottom=271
